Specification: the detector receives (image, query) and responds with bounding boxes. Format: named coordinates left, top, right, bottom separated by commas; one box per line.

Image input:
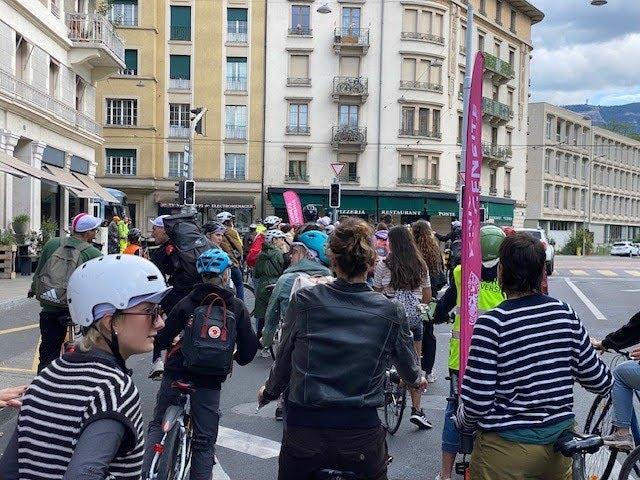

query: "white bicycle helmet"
left=216, top=211, right=235, bottom=223
left=67, top=255, right=172, bottom=328
left=264, top=215, right=282, bottom=229
left=265, top=229, right=286, bottom=243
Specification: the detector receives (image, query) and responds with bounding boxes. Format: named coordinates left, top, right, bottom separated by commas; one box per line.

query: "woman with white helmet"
left=254, top=229, right=286, bottom=343
left=0, top=255, right=172, bottom=480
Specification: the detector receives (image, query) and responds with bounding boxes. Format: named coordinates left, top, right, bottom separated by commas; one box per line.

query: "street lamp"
left=317, top=3, right=332, bottom=13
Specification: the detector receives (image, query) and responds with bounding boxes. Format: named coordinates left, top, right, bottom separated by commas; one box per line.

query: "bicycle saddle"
left=553, top=433, right=603, bottom=456
left=314, top=470, right=357, bottom=480
left=171, top=380, right=195, bottom=393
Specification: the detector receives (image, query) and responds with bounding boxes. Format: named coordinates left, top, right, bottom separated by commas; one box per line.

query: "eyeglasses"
left=121, top=305, right=165, bottom=326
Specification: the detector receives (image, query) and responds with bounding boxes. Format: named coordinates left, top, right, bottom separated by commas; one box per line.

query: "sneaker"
left=409, top=408, right=433, bottom=430
left=275, top=406, right=283, bottom=421
left=148, top=358, right=164, bottom=380
left=603, top=430, right=634, bottom=451
left=427, top=372, right=437, bottom=383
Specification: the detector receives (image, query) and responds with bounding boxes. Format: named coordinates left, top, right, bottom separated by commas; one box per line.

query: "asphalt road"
left=2, top=255, right=640, bottom=479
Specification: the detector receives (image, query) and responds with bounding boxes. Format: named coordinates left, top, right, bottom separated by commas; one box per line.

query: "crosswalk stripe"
left=212, top=456, right=231, bottom=480
left=217, top=426, right=281, bottom=459
left=569, top=270, right=588, bottom=276
left=626, top=270, right=640, bottom=277
left=597, top=270, right=618, bottom=277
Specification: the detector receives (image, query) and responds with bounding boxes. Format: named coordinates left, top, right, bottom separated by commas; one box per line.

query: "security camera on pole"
left=181, top=107, right=207, bottom=215
left=329, top=163, right=344, bottom=224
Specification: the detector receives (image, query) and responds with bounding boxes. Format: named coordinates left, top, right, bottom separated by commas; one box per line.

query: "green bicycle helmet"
left=480, top=225, right=506, bottom=263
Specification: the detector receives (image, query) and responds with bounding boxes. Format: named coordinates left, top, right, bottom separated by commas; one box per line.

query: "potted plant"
left=41, top=218, right=58, bottom=244
left=11, top=214, right=30, bottom=236
left=0, top=229, right=15, bottom=247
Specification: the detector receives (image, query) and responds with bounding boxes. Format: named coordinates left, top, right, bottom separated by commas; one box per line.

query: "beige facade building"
left=0, top=0, right=123, bottom=234
left=95, top=0, right=265, bottom=232
left=264, top=0, right=543, bottom=231
left=527, top=102, right=640, bottom=246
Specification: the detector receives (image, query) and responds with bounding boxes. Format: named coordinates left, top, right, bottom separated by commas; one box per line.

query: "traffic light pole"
left=181, top=107, right=207, bottom=215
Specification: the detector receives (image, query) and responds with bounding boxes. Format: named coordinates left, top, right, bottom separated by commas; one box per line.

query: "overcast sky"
left=530, top=0, right=640, bottom=106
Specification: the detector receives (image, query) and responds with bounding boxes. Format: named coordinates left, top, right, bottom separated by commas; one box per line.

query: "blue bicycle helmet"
left=197, top=248, right=231, bottom=276
left=296, top=230, right=329, bottom=266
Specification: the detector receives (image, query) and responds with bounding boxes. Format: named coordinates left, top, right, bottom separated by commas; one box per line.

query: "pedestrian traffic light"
left=190, top=107, right=204, bottom=135
left=175, top=180, right=185, bottom=205
left=184, top=180, right=196, bottom=206
left=329, top=182, right=341, bottom=208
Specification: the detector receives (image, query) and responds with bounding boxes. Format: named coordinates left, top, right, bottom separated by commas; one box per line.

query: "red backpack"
left=246, top=234, right=264, bottom=268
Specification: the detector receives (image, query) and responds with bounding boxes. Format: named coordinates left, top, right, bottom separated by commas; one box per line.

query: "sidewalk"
left=0, top=275, right=33, bottom=310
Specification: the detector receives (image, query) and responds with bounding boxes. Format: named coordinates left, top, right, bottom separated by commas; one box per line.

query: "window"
left=571, top=189, right=577, bottom=210
left=478, top=33, right=485, bottom=52
left=399, top=106, right=441, bottom=137
left=288, top=103, right=309, bottom=134
left=581, top=191, right=586, bottom=211
left=170, top=6, right=191, bottom=40
left=457, top=115, right=463, bottom=144
left=509, top=48, right=516, bottom=66
left=402, top=9, right=418, bottom=33
left=555, top=152, right=561, bottom=175
left=492, top=85, right=499, bottom=102
left=226, top=57, right=247, bottom=91
left=401, top=107, right=414, bottom=134
left=544, top=184, right=550, bottom=207
left=75, top=78, right=86, bottom=112
left=225, top=153, right=246, bottom=180
left=400, top=156, right=413, bottom=183
left=287, top=151, right=308, bottom=181
left=106, top=99, right=137, bottom=126
left=400, top=56, right=442, bottom=90
left=170, top=55, right=191, bottom=89
left=479, top=0, right=486, bottom=14
left=489, top=168, right=497, bottom=191
left=168, top=152, right=184, bottom=178
left=339, top=104, right=359, bottom=127
left=507, top=88, right=514, bottom=108
left=572, top=157, right=578, bottom=177
left=562, top=154, right=569, bottom=176
left=338, top=153, right=358, bottom=182
left=288, top=54, right=310, bottom=85
left=15, top=35, right=29, bottom=82
left=121, top=49, right=137, bottom=75
left=227, top=8, right=248, bottom=43
left=554, top=186, right=560, bottom=208
left=546, top=115, right=553, bottom=139
left=106, top=148, right=136, bottom=175
left=428, top=156, right=439, bottom=182
left=339, top=56, right=360, bottom=76
left=510, top=9, right=517, bottom=32
left=505, top=170, right=511, bottom=193
left=169, top=103, right=189, bottom=136
left=544, top=150, right=550, bottom=173
left=225, top=105, right=247, bottom=140
left=494, top=42, right=501, bottom=57
left=506, top=130, right=512, bottom=147
left=342, top=7, right=361, bottom=31
left=49, top=59, right=59, bottom=97
left=495, top=1, right=502, bottom=24
left=291, top=5, right=311, bottom=35
left=563, top=187, right=569, bottom=209
left=108, top=0, right=138, bottom=26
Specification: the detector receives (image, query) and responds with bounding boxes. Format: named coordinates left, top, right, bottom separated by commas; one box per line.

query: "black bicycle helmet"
left=302, top=204, right=319, bottom=223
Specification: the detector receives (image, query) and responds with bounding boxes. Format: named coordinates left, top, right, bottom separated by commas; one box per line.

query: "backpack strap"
left=199, top=293, right=228, bottom=338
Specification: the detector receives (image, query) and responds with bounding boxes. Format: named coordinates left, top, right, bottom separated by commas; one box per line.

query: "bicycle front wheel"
left=619, top=445, right=640, bottom=480
left=156, top=423, right=182, bottom=480
left=243, top=282, right=256, bottom=318
left=383, top=369, right=406, bottom=435
left=583, top=395, right=617, bottom=480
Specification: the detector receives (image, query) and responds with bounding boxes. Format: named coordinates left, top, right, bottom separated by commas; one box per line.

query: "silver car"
left=515, top=228, right=555, bottom=275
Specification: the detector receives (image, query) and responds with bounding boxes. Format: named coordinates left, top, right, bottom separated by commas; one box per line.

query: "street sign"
left=330, top=163, right=345, bottom=177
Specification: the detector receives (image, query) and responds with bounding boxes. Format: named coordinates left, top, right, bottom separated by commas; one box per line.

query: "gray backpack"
left=36, top=238, right=91, bottom=307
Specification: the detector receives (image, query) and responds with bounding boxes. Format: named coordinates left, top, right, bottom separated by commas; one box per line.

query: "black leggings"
left=421, top=322, right=436, bottom=374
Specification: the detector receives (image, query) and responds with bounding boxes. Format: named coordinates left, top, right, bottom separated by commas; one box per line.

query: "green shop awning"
left=337, top=195, right=377, bottom=215
left=483, top=201, right=514, bottom=226
left=379, top=197, right=425, bottom=216
left=269, top=192, right=327, bottom=210
left=427, top=198, right=458, bottom=217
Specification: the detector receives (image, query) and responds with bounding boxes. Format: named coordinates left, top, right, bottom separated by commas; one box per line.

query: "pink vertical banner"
left=283, top=190, right=304, bottom=226
left=459, top=52, right=484, bottom=388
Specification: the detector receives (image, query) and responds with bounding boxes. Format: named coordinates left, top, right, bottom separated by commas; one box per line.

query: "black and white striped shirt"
left=458, top=294, right=612, bottom=432
left=17, top=351, right=144, bottom=479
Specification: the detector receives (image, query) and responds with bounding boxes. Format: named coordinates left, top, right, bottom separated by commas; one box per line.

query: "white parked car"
left=516, top=228, right=555, bottom=275
left=611, top=241, right=639, bottom=257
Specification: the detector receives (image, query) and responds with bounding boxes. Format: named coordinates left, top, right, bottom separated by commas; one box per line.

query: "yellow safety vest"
left=449, top=265, right=505, bottom=371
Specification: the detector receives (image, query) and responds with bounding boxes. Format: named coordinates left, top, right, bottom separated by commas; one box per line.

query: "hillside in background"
left=564, top=103, right=640, bottom=136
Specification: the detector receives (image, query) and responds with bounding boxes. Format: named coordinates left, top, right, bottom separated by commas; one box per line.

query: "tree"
left=603, top=121, right=640, bottom=142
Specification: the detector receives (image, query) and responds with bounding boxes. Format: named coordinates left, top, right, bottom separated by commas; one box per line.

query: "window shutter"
left=84, top=84, right=96, bottom=117
left=401, top=58, right=415, bottom=81
left=418, top=10, right=432, bottom=34
left=171, top=6, right=191, bottom=27
left=402, top=9, right=417, bottom=32
left=227, top=8, right=247, bottom=21
left=339, top=56, right=360, bottom=77
left=125, top=49, right=138, bottom=71
left=289, top=55, right=308, bottom=78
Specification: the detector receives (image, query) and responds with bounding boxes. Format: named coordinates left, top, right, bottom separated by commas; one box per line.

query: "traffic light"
left=184, top=180, right=196, bottom=205
left=174, top=179, right=185, bottom=205
left=190, top=107, right=204, bottom=135
left=329, top=182, right=341, bottom=208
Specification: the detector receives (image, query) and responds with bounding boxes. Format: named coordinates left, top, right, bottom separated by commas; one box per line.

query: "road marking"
left=598, top=270, right=618, bottom=277
left=0, top=323, right=38, bottom=336
left=569, top=270, right=588, bottom=276
left=31, top=336, right=41, bottom=372
left=623, top=289, right=640, bottom=293
left=0, top=366, right=36, bottom=374
left=212, top=456, right=231, bottom=480
left=564, top=279, right=607, bottom=321
left=217, top=426, right=281, bottom=459
left=626, top=270, right=640, bottom=277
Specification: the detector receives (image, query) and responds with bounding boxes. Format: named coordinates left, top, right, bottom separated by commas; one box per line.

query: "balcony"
left=285, top=174, right=309, bottom=183
left=482, top=143, right=512, bottom=167
left=225, top=125, right=247, bottom=141
left=398, top=177, right=441, bottom=187
left=338, top=174, right=360, bottom=183
left=169, top=125, right=190, bottom=138
left=286, top=125, right=310, bottom=135
left=227, top=31, right=248, bottom=44
left=0, top=69, right=101, bottom=137
left=66, top=13, right=125, bottom=77
left=333, top=28, right=369, bottom=54
left=288, top=26, right=312, bottom=36
left=489, top=186, right=498, bottom=196
left=332, top=76, right=368, bottom=101
left=118, top=68, right=137, bottom=76
left=287, top=77, right=311, bottom=87
left=399, top=80, right=443, bottom=93
left=331, top=125, right=367, bottom=151
left=400, top=31, right=445, bottom=45
left=482, top=97, right=513, bottom=126
left=169, top=78, right=191, bottom=90
left=483, top=52, right=515, bottom=85
left=170, top=26, right=191, bottom=41
left=398, top=128, right=442, bottom=140
left=226, top=77, right=247, bottom=92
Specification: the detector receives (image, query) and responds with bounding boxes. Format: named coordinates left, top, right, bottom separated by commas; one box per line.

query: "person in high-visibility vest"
left=434, top=224, right=506, bottom=480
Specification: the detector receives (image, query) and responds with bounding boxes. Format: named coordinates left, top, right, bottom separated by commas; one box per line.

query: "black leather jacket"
left=263, top=279, right=421, bottom=408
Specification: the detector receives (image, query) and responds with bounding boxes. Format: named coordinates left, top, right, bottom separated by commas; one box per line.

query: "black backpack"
left=182, top=293, right=237, bottom=376
left=163, top=213, right=213, bottom=286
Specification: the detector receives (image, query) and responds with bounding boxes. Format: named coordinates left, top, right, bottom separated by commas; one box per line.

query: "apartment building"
left=95, top=0, right=265, bottom=232
left=0, top=0, right=123, bottom=234
left=264, top=0, right=543, bottom=232
left=527, top=102, right=640, bottom=246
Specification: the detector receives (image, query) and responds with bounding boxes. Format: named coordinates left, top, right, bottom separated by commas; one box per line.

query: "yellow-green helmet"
left=480, top=224, right=506, bottom=262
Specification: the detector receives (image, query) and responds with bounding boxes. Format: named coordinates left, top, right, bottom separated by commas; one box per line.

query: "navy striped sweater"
left=458, top=294, right=612, bottom=432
